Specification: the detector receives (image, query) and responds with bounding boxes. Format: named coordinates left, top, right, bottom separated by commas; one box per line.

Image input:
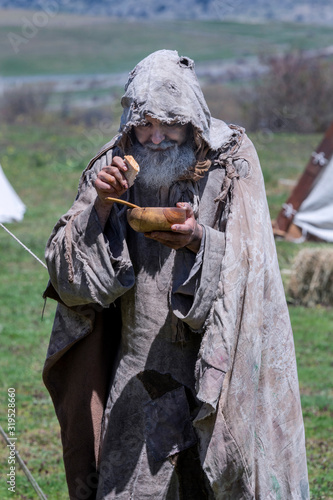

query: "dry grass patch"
left=288, top=248, right=333, bottom=306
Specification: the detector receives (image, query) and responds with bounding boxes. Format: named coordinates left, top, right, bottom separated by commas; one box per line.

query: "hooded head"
left=119, top=50, right=236, bottom=153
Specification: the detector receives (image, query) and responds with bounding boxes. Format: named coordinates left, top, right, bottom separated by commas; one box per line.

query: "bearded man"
left=43, top=50, right=309, bottom=500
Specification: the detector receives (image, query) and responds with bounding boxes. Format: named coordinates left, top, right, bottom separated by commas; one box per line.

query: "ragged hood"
left=119, top=49, right=235, bottom=151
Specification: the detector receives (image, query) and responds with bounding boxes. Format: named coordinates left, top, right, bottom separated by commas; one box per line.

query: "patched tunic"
left=96, top=168, right=224, bottom=499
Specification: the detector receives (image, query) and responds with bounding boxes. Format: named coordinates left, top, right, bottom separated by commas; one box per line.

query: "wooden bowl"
left=127, top=207, right=186, bottom=232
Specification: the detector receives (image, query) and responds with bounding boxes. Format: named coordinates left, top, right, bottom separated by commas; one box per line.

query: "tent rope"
left=0, top=223, right=47, bottom=269
left=0, top=424, right=48, bottom=500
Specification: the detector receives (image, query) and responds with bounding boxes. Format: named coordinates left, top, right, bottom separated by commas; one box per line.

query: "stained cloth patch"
left=143, top=386, right=197, bottom=462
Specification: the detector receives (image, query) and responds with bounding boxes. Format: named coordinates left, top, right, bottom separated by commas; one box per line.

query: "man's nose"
left=151, top=126, right=165, bottom=144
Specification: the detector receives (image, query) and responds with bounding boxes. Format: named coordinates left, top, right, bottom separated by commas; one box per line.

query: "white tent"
left=293, top=156, right=333, bottom=242
left=273, top=123, right=333, bottom=242
left=0, top=163, right=26, bottom=223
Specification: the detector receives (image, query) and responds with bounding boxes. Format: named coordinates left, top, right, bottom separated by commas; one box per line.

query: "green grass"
left=290, top=307, right=333, bottom=499
left=0, top=123, right=84, bottom=499
left=0, top=120, right=332, bottom=499
left=1, top=18, right=333, bottom=77
left=254, top=132, right=320, bottom=219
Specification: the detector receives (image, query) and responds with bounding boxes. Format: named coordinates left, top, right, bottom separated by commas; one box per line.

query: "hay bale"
left=288, top=248, right=333, bottom=307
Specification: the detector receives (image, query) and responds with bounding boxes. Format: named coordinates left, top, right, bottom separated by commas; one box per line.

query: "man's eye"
left=165, top=123, right=178, bottom=128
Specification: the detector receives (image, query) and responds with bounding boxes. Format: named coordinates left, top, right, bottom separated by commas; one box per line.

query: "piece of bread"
left=124, top=155, right=140, bottom=187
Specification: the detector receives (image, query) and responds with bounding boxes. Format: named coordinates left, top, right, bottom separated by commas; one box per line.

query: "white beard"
left=129, top=139, right=196, bottom=190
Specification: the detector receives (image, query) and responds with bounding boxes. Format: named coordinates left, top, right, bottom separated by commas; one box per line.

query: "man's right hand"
left=94, top=156, right=129, bottom=228
left=94, top=156, right=129, bottom=205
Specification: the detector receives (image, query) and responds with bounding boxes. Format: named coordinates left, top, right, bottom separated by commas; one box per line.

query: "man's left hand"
left=144, top=202, right=203, bottom=253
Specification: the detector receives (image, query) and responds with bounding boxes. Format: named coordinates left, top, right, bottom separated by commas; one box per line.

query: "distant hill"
left=0, top=0, right=333, bottom=25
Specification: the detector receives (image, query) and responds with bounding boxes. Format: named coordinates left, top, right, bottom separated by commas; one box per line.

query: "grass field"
left=0, top=119, right=332, bottom=499
left=1, top=14, right=333, bottom=77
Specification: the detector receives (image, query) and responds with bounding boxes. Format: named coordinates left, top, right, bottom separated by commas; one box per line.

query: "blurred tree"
left=244, top=52, right=333, bottom=133
left=0, top=83, right=53, bottom=124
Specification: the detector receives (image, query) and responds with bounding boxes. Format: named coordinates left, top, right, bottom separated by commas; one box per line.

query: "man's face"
left=134, top=116, right=189, bottom=149
left=129, top=115, right=196, bottom=190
